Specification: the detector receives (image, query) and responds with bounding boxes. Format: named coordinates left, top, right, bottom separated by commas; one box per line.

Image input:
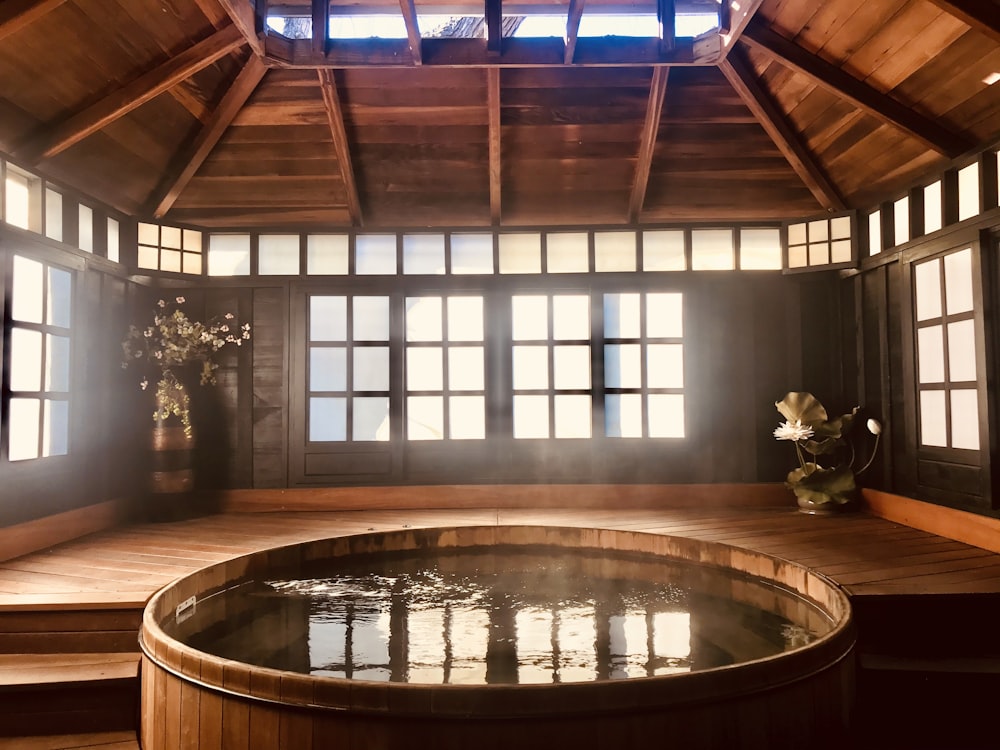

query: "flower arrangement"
left=121, top=296, right=250, bottom=436
left=773, top=392, right=881, bottom=511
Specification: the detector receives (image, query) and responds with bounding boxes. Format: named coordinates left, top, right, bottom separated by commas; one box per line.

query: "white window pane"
left=808, top=220, right=829, bottom=242
left=831, top=216, right=851, bottom=241
left=594, top=231, right=636, bottom=272
left=647, top=344, right=684, bottom=388
left=893, top=196, right=909, bottom=246
left=642, top=230, right=686, bottom=271
left=208, top=234, right=251, bottom=276
left=161, top=249, right=181, bottom=273
left=451, top=233, right=494, bottom=274
left=353, top=297, right=390, bottom=341
left=788, top=223, right=807, bottom=245
left=107, top=218, right=120, bottom=263
left=809, top=243, right=830, bottom=266
left=354, top=347, right=390, bottom=391
left=553, top=345, right=591, bottom=389
left=407, top=347, right=443, bottom=391
left=43, top=399, right=69, bottom=457
left=356, top=234, right=397, bottom=274
left=45, top=189, right=62, bottom=242
left=354, top=397, right=390, bottom=441
left=8, top=398, right=40, bottom=461
left=924, top=181, right=942, bottom=233
left=11, top=328, right=42, bottom=391
left=950, top=389, right=979, bottom=450
left=917, top=325, right=945, bottom=383
left=604, top=344, right=641, bottom=388
left=552, top=295, right=590, bottom=340
left=647, top=294, right=683, bottom=338
left=958, top=162, right=979, bottom=221
left=161, top=226, right=181, bottom=249
left=448, top=297, right=484, bottom=342
left=450, top=396, right=485, bottom=439
left=914, top=260, right=942, bottom=321
left=77, top=205, right=93, bottom=252
left=652, top=612, right=691, bottom=663
left=604, top=293, right=640, bottom=339
left=403, top=234, right=445, bottom=275
left=512, top=296, right=548, bottom=340
left=137, top=245, right=158, bottom=270
left=310, top=347, right=347, bottom=391
left=310, top=296, right=346, bottom=342
left=258, top=234, right=300, bottom=275
left=406, top=297, right=442, bottom=342
left=448, top=347, right=484, bottom=390
left=47, top=267, right=72, bottom=328
left=691, top=229, right=734, bottom=270
left=307, top=234, right=349, bottom=275
left=944, top=248, right=974, bottom=315
left=649, top=394, right=685, bottom=438
left=868, top=210, right=881, bottom=256
left=947, top=320, right=977, bottom=382
left=546, top=232, right=589, bottom=273
left=831, top=240, right=852, bottom=264
left=407, top=396, right=444, bottom=440
left=554, top=395, right=591, bottom=438
left=45, top=334, right=71, bottom=391
left=513, top=346, right=549, bottom=389
left=919, top=390, right=947, bottom=447
left=183, top=229, right=201, bottom=251
left=514, top=395, right=549, bottom=438
left=605, top=393, right=642, bottom=438
left=138, top=222, right=159, bottom=245
left=739, top=228, right=781, bottom=270
left=5, top=170, right=31, bottom=229
left=182, top=253, right=201, bottom=275
left=788, top=245, right=808, bottom=268
left=12, top=255, right=44, bottom=323
left=499, top=233, right=541, bottom=273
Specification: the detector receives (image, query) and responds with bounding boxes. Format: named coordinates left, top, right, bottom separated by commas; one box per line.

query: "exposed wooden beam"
left=925, top=0, right=1000, bottom=45
left=629, top=66, right=669, bottom=223
left=719, top=49, right=846, bottom=212
left=311, top=0, right=328, bottom=56
left=564, top=0, right=585, bottom=64
left=398, top=0, right=423, bottom=64
left=488, top=67, right=502, bottom=224
left=215, top=0, right=265, bottom=56
left=657, top=0, right=675, bottom=54
left=0, top=0, right=66, bottom=42
left=150, top=56, right=268, bottom=219
left=720, top=0, right=765, bottom=52
left=741, top=21, right=974, bottom=157
left=24, top=25, right=246, bottom=162
left=486, top=0, right=502, bottom=55
left=317, top=69, right=363, bottom=226
left=190, top=0, right=230, bottom=30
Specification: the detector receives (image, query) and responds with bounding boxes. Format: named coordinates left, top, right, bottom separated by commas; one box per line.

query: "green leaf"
left=786, top=463, right=856, bottom=505
left=775, top=392, right=827, bottom=425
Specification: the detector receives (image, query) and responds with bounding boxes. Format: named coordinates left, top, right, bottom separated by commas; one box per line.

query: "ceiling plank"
left=564, top=0, right=585, bottom=64
left=150, top=56, right=268, bottom=219
left=189, top=0, right=230, bottom=30
left=488, top=67, right=501, bottom=224
left=486, top=0, right=502, bottom=55
left=925, top=0, right=1000, bottom=45
left=398, top=0, right=423, bottom=64
left=629, top=66, right=669, bottom=223
left=25, top=25, right=247, bottom=162
left=0, top=0, right=66, bottom=43
left=214, top=0, right=265, bottom=56
left=719, top=49, right=846, bottom=212
left=318, top=69, right=364, bottom=226
left=741, top=21, right=973, bottom=157
left=312, top=0, right=328, bottom=56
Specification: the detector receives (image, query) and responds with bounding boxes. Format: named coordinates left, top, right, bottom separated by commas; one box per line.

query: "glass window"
left=208, top=234, right=251, bottom=276
left=642, top=230, right=685, bottom=271
left=868, top=210, right=881, bottom=256
left=924, top=181, right=942, bottom=234
left=739, top=228, right=781, bottom=270
left=259, top=234, right=300, bottom=275
left=546, top=232, right=589, bottom=273
left=958, top=162, right=979, bottom=222
left=691, top=229, right=733, bottom=270
left=893, top=196, right=909, bottom=246
left=403, top=234, right=445, bottom=275
left=499, top=233, right=541, bottom=274
left=451, top=233, right=494, bottom=274
left=78, top=205, right=93, bottom=253
left=594, top=232, right=636, bottom=272
left=45, top=189, right=62, bottom=242
left=307, top=234, right=349, bottom=275
left=4, top=166, right=40, bottom=232
left=356, top=234, right=397, bottom=275
left=107, top=218, right=120, bottom=263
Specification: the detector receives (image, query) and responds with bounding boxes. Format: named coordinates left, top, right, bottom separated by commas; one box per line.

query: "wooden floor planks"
left=2, top=507, right=1000, bottom=602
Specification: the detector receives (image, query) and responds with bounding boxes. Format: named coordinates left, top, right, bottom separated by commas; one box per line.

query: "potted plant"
left=773, top=392, right=881, bottom=514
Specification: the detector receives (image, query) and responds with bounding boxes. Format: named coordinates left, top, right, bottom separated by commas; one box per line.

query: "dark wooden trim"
left=740, top=22, right=973, bottom=158
left=719, top=49, right=845, bottom=212
left=151, top=56, right=268, bottom=219
left=0, top=500, right=124, bottom=564
left=629, top=66, right=669, bottom=223
left=486, top=0, right=502, bottom=56
left=311, top=0, right=328, bottom=57
left=23, top=25, right=247, bottom=162
left=925, top=0, right=1000, bottom=45
left=398, top=0, right=422, bottom=65
left=564, top=0, right=586, bottom=64
left=863, top=488, right=1000, bottom=553
left=317, top=69, right=363, bottom=226
left=0, top=0, right=66, bottom=43
left=488, top=67, right=502, bottom=225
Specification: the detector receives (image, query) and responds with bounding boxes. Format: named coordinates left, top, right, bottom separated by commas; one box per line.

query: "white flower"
left=157, top=299, right=166, bottom=308
left=867, top=418, right=882, bottom=435
left=140, top=378, right=148, bottom=390
left=176, top=296, right=185, bottom=304
left=225, top=313, right=234, bottom=320
left=773, top=419, right=814, bottom=442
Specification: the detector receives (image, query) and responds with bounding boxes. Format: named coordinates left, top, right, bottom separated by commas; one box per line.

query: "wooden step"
left=0, top=597, right=145, bottom=655
left=0, top=730, right=138, bottom=749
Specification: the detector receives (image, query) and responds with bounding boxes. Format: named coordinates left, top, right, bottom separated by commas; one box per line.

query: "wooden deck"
left=2, top=506, right=1000, bottom=603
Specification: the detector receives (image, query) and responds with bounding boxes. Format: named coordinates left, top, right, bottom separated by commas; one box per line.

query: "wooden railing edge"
left=0, top=499, right=127, bottom=564
left=861, top=488, right=1000, bottom=554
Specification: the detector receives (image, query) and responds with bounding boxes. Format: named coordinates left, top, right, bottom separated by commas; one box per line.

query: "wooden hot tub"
left=139, top=525, right=855, bottom=749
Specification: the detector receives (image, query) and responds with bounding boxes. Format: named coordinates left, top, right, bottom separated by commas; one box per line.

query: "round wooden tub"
left=139, top=526, right=855, bottom=749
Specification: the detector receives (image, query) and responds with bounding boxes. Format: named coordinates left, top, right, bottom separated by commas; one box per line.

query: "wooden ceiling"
left=0, top=0, right=997, bottom=229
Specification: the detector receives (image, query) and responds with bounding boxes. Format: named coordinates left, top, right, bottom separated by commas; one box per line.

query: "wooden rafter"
left=719, top=50, right=846, bottom=212
left=318, top=69, right=363, bottom=226
left=24, top=25, right=246, bottom=162
left=721, top=0, right=765, bottom=49
left=486, top=0, right=502, bottom=55
left=0, top=0, right=66, bottom=42
left=398, top=0, right=422, bottom=65
left=311, top=0, right=328, bottom=56
left=564, top=0, right=585, bottom=64
left=150, top=56, right=268, bottom=219
left=925, top=0, right=1000, bottom=45
left=215, top=0, right=264, bottom=56
left=488, top=67, right=502, bottom=224
left=189, top=0, right=230, bottom=30
left=740, top=21, right=973, bottom=158
left=629, top=66, right=669, bottom=223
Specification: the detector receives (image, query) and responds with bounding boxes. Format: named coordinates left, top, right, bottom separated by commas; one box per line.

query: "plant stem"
left=856, top=434, right=881, bottom=475
left=794, top=441, right=807, bottom=472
